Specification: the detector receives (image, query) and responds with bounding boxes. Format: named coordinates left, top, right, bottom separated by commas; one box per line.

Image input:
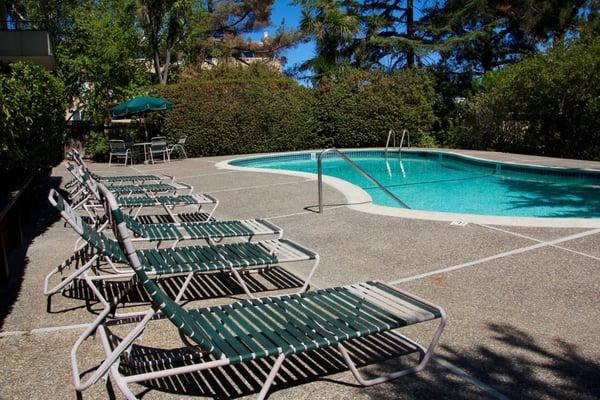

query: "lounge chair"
left=122, top=212, right=283, bottom=247
left=44, top=189, right=319, bottom=308
left=69, top=149, right=172, bottom=184
left=70, top=166, right=218, bottom=222
left=78, top=180, right=283, bottom=248
left=81, top=166, right=192, bottom=196
left=70, top=190, right=446, bottom=399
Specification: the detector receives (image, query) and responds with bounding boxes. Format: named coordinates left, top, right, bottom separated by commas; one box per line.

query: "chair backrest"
left=78, top=167, right=102, bottom=201
left=177, top=136, right=187, bottom=145
left=65, top=162, right=82, bottom=182
left=109, top=140, right=127, bottom=152
left=97, top=183, right=218, bottom=356
left=150, top=136, right=167, bottom=152
left=71, top=149, right=85, bottom=167
left=47, top=189, right=127, bottom=262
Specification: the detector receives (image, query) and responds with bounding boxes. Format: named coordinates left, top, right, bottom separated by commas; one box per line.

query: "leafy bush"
left=86, top=131, right=110, bottom=161
left=154, top=65, right=319, bottom=157
left=0, top=62, right=65, bottom=176
left=453, top=35, right=600, bottom=160
left=153, top=65, right=438, bottom=157
left=314, top=69, right=438, bottom=148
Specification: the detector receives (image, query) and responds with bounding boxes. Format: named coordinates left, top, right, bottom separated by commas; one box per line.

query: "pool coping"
left=215, top=148, right=600, bottom=228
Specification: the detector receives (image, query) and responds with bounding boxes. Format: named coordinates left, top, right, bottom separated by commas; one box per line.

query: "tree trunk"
left=406, top=0, right=414, bottom=67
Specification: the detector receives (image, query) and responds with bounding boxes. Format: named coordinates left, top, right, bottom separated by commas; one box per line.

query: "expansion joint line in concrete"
left=388, top=228, right=600, bottom=285
left=477, top=224, right=600, bottom=261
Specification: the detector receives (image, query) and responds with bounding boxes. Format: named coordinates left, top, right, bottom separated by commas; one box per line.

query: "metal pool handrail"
left=385, top=128, right=410, bottom=154
left=317, top=148, right=410, bottom=213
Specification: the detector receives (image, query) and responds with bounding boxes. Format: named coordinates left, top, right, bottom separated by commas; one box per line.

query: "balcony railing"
left=0, top=19, right=47, bottom=31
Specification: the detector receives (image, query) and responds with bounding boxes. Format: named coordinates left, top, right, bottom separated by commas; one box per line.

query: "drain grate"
left=450, top=220, right=468, bottom=226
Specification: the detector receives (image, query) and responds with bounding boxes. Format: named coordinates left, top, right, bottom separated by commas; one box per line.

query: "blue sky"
left=246, top=0, right=315, bottom=72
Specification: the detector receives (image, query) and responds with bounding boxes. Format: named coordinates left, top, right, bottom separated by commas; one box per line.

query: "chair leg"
left=257, top=353, right=286, bottom=400
left=230, top=268, right=258, bottom=298
left=337, top=315, right=446, bottom=386
left=109, top=154, right=112, bottom=167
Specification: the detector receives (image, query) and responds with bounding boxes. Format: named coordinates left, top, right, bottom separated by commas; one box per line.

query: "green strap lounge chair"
left=123, top=213, right=283, bottom=246
left=71, top=165, right=193, bottom=196
left=66, top=163, right=219, bottom=222
left=69, top=149, right=172, bottom=184
left=70, top=192, right=446, bottom=399
left=84, top=183, right=282, bottom=247
left=45, top=189, right=319, bottom=310
left=72, top=184, right=279, bottom=250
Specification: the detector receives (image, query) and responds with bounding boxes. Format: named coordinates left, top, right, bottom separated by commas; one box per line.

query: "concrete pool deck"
left=1, top=149, right=599, bottom=399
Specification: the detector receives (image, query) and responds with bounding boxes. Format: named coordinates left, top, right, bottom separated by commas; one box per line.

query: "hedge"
left=452, top=35, right=600, bottom=160
left=0, top=62, right=66, bottom=176
left=153, top=65, right=438, bottom=157
left=314, top=69, right=438, bottom=148
left=154, top=66, right=319, bottom=157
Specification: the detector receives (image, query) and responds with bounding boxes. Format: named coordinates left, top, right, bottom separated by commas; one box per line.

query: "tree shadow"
left=434, top=322, right=600, bottom=400
left=369, top=322, right=600, bottom=400
left=0, top=175, right=62, bottom=331
left=496, top=177, right=600, bottom=218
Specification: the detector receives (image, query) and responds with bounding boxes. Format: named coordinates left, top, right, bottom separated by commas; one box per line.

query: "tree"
left=0, top=62, right=65, bottom=175
left=137, top=0, right=189, bottom=85
left=420, top=0, right=586, bottom=75
left=298, top=0, right=359, bottom=77
left=137, top=0, right=299, bottom=84
left=452, top=33, right=600, bottom=160
left=57, top=0, right=150, bottom=122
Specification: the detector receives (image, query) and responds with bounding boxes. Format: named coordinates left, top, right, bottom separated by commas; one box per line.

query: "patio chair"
left=150, top=136, right=169, bottom=164
left=168, top=136, right=187, bottom=159
left=68, top=149, right=172, bottom=185
left=108, top=140, right=131, bottom=167
left=70, top=196, right=446, bottom=399
left=44, top=188, right=319, bottom=308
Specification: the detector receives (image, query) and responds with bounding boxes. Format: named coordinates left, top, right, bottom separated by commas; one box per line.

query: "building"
left=0, top=20, right=55, bottom=70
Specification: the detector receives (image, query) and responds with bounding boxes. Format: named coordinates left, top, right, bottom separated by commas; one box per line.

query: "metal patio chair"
left=168, top=136, right=187, bottom=159
left=150, top=136, right=169, bottom=164
left=108, top=140, right=131, bottom=167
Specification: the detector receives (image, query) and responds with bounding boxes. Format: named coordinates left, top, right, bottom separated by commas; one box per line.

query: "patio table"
left=133, top=142, right=151, bottom=164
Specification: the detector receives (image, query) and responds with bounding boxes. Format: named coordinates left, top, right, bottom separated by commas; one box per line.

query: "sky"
left=246, top=0, right=316, bottom=74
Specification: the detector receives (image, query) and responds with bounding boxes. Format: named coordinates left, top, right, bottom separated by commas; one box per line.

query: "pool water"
left=231, top=150, right=600, bottom=218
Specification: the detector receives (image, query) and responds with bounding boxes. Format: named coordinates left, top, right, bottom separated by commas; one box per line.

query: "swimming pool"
left=227, top=150, right=600, bottom=220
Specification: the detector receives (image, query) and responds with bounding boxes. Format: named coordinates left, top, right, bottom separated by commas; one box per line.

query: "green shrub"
left=0, top=62, right=66, bottom=175
left=453, top=35, right=600, bottom=160
left=154, top=65, right=319, bottom=157
left=86, top=131, right=110, bottom=161
left=314, top=68, right=438, bottom=148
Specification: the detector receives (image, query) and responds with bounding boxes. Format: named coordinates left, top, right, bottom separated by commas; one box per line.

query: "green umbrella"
left=110, top=96, right=173, bottom=118
left=111, top=96, right=174, bottom=140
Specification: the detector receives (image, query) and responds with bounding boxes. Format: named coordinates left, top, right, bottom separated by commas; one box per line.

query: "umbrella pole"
left=143, top=112, right=148, bottom=141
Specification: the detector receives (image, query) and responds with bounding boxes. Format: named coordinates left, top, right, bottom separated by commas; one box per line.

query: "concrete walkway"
left=1, top=150, right=599, bottom=400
